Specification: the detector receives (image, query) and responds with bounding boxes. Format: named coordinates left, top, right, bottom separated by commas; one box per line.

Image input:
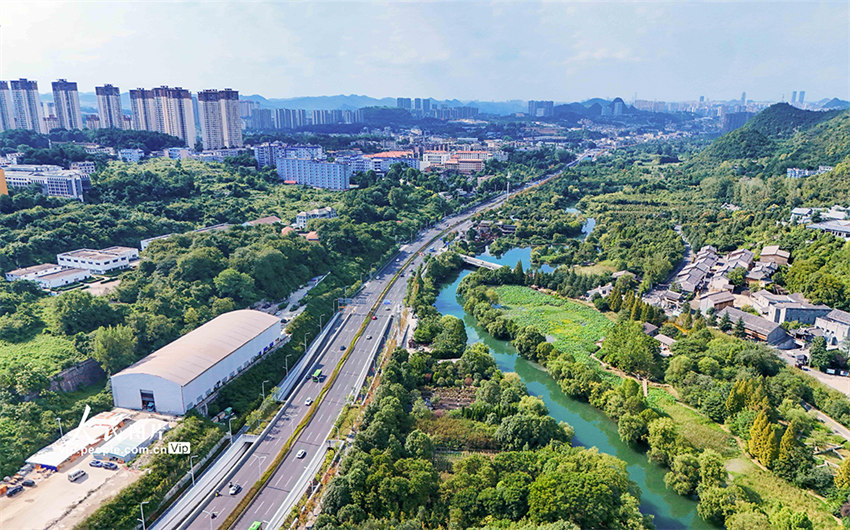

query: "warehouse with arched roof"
left=111, top=309, right=282, bottom=415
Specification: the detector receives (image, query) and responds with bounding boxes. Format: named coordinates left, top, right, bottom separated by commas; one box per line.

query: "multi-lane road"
left=175, top=164, right=571, bottom=530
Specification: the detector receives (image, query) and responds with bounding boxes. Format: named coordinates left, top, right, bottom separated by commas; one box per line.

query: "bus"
left=312, top=369, right=322, bottom=382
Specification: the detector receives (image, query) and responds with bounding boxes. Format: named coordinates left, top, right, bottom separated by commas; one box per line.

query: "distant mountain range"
left=40, top=91, right=850, bottom=117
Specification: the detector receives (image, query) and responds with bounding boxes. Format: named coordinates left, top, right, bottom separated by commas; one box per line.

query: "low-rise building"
left=718, top=307, right=793, bottom=346
left=1, top=164, right=86, bottom=200
left=808, top=220, right=850, bottom=241
left=35, top=268, right=91, bottom=289
left=243, top=215, right=282, bottom=226
left=294, top=206, right=337, bottom=229
left=697, top=291, right=735, bottom=313
left=5, top=263, right=63, bottom=282
left=759, top=245, right=790, bottom=266
left=814, top=309, right=850, bottom=347
left=119, top=148, right=144, bottom=163
left=57, top=246, right=139, bottom=274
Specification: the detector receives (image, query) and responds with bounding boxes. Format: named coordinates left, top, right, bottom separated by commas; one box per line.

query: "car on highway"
left=296, top=450, right=307, bottom=459
left=89, top=460, right=103, bottom=468
left=372, top=316, right=377, bottom=320
left=385, top=307, right=391, bottom=311
left=305, top=397, right=313, bottom=406
left=103, top=462, right=118, bottom=470
left=6, top=485, right=23, bottom=497
left=340, top=344, right=346, bottom=350
left=367, top=335, right=372, bottom=340
left=229, top=483, right=242, bottom=495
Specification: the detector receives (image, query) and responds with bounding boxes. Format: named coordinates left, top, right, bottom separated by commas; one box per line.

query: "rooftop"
left=823, top=309, right=850, bottom=326
left=719, top=307, right=783, bottom=337
left=113, top=310, right=281, bottom=386
left=245, top=216, right=282, bottom=226
left=761, top=245, right=790, bottom=258
left=7, top=263, right=59, bottom=277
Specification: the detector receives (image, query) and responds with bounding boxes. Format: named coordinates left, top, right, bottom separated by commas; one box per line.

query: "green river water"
left=433, top=247, right=708, bottom=529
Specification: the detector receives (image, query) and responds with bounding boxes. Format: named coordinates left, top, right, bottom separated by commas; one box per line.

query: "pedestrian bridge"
left=459, top=254, right=503, bottom=270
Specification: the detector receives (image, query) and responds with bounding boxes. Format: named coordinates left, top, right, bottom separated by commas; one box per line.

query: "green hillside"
left=687, top=105, right=850, bottom=184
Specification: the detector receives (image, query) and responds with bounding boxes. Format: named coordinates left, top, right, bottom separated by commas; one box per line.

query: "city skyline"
left=1, top=1, right=847, bottom=103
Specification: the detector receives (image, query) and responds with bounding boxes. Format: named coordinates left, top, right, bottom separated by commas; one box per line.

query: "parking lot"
left=0, top=452, right=140, bottom=529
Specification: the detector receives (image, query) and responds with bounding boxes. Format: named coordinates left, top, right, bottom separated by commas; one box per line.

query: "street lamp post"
left=201, top=509, right=217, bottom=530
left=251, top=454, right=266, bottom=480
left=261, top=380, right=271, bottom=400
left=138, top=501, right=150, bottom=530
left=189, top=455, right=198, bottom=486
left=56, top=417, right=63, bottom=438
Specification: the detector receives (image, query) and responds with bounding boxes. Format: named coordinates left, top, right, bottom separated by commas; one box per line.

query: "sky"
left=1, top=1, right=848, bottom=103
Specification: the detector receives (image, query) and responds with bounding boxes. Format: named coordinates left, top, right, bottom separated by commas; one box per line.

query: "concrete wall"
left=50, top=358, right=105, bottom=393
left=111, top=373, right=185, bottom=415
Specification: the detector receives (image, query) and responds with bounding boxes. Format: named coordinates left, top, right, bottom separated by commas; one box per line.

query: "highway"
left=178, top=162, right=573, bottom=530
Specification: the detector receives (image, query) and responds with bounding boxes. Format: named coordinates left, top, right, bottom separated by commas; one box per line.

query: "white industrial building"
left=110, top=310, right=282, bottom=415
left=57, top=246, right=139, bottom=273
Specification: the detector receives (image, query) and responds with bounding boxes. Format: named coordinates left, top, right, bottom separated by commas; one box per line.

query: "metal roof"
left=114, top=310, right=280, bottom=386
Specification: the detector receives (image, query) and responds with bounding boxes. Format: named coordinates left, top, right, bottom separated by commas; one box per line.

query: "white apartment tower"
left=198, top=89, right=243, bottom=150
left=0, top=82, right=14, bottom=131
left=10, top=78, right=45, bottom=132
left=96, top=84, right=124, bottom=129
left=52, top=79, right=84, bottom=130
left=129, top=86, right=196, bottom=146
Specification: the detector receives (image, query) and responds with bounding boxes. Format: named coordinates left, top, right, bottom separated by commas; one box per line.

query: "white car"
left=305, top=397, right=313, bottom=406
left=297, top=450, right=307, bottom=459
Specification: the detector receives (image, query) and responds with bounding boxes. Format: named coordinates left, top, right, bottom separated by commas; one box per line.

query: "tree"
left=600, top=320, right=659, bottom=378
left=52, top=290, right=119, bottom=335
left=664, top=453, right=701, bottom=495
left=494, top=414, right=569, bottom=451
left=513, top=326, right=546, bottom=362
left=808, top=336, right=831, bottom=370
left=93, top=324, right=137, bottom=374
left=646, top=418, right=680, bottom=467
left=835, top=457, right=850, bottom=490
left=727, top=266, right=747, bottom=287
left=617, top=413, right=648, bottom=445
left=719, top=312, right=732, bottom=331
left=733, top=317, right=746, bottom=338
left=748, top=410, right=779, bottom=468
left=697, top=449, right=727, bottom=491
left=770, top=507, right=814, bottom=530
left=213, top=268, right=256, bottom=304
left=404, top=430, right=434, bottom=459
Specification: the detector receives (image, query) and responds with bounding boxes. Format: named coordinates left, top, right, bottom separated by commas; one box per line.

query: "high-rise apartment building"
left=0, top=82, right=14, bottom=131
left=52, top=79, right=83, bottom=130
left=798, top=91, right=805, bottom=105
left=197, top=89, right=242, bottom=150
left=10, top=79, right=45, bottom=132
left=274, top=108, right=307, bottom=129
left=397, top=97, right=412, bottom=111
left=96, top=84, right=124, bottom=129
left=791, top=91, right=797, bottom=103
left=130, top=86, right=196, bottom=146
left=528, top=100, right=554, bottom=117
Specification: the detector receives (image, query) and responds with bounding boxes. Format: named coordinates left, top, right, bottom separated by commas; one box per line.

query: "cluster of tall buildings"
left=0, top=78, right=243, bottom=150
left=527, top=100, right=554, bottom=118
left=240, top=102, right=360, bottom=130
left=396, top=97, right=478, bottom=119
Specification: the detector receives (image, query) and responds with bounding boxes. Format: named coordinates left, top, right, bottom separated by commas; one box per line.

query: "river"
left=433, top=247, right=707, bottom=529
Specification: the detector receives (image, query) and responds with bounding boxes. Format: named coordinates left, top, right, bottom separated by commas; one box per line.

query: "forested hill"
left=685, top=104, right=850, bottom=187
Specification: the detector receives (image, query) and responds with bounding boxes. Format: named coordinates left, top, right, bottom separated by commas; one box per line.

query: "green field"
left=494, top=285, right=614, bottom=362
left=0, top=333, right=81, bottom=375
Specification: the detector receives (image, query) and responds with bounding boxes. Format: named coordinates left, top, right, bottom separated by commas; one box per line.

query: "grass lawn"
left=0, top=332, right=81, bottom=375
left=728, top=457, right=838, bottom=529
left=570, top=260, right=618, bottom=275
left=495, top=285, right=613, bottom=362
left=655, top=395, right=740, bottom=457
